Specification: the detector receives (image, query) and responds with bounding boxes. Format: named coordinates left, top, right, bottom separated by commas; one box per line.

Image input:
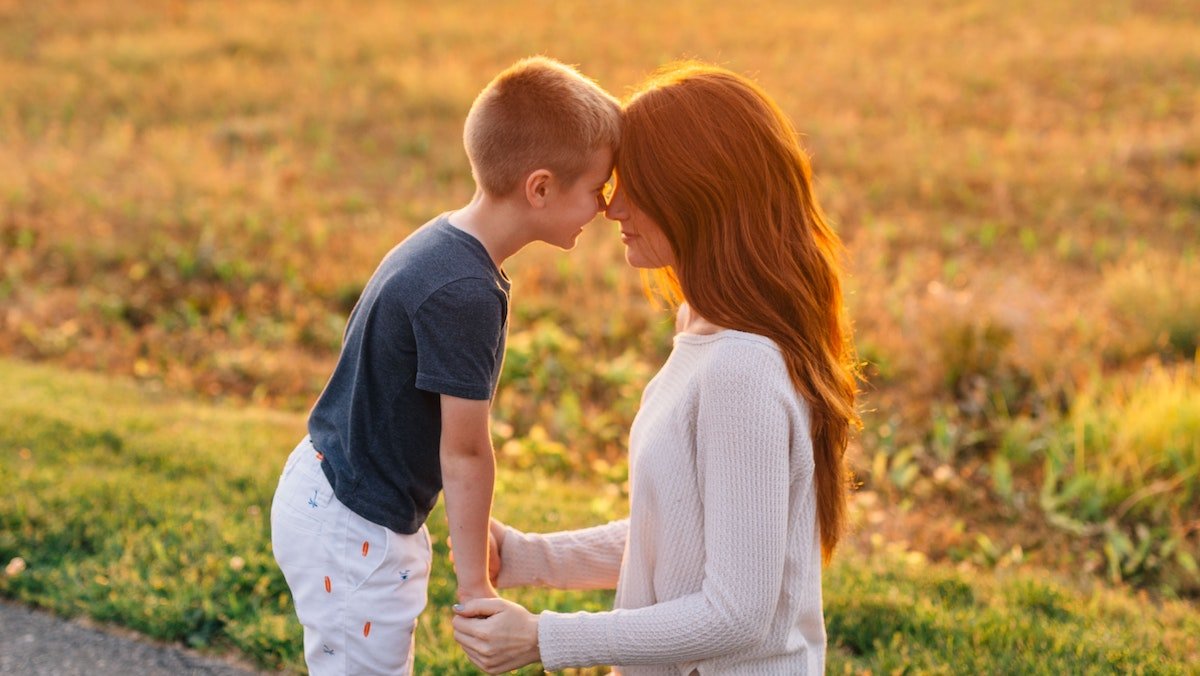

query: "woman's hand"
left=449, top=517, right=508, bottom=588
left=489, top=517, right=507, bottom=584
left=452, top=597, right=540, bottom=674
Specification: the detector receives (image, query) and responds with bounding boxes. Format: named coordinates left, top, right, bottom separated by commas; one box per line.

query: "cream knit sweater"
left=496, top=330, right=825, bottom=675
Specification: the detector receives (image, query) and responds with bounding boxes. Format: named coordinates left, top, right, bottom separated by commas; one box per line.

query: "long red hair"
left=619, top=63, right=860, bottom=562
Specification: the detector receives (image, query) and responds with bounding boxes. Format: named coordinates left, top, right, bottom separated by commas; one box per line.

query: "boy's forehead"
left=589, top=146, right=615, bottom=174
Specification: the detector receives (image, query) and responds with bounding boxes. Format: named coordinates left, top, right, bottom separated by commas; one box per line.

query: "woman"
left=452, top=62, right=860, bottom=675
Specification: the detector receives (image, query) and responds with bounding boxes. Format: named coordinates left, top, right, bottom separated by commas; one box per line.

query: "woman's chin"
left=625, top=252, right=670, bottom=270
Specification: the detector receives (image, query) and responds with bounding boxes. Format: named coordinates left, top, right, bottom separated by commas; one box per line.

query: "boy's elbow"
left=440, top=441, right=494, bottom=461
left=439, top=444, right=496, bottom=483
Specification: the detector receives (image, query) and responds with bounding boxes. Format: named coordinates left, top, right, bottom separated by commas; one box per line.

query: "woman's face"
left=605, top=176, right=676, bottom=269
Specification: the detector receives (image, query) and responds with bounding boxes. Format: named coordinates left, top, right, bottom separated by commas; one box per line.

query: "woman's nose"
left=605, top=188, right=628, bottom=221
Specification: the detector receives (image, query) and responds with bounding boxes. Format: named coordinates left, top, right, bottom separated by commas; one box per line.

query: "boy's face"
left=537, top=147, right=614, bottom=250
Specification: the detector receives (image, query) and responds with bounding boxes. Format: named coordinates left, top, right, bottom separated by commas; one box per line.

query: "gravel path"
left=0, top=600, right=268, bottom=675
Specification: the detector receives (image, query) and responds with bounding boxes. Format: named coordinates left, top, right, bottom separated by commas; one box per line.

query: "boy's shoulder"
left=370, top=214, right=506, bottom=305
left=379, top=215, right=457, bottom=271
left=384, top=213, right=453, bottom=261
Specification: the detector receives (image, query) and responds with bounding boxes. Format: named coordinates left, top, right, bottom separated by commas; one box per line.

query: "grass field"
left=1, top=0, right=1198, bottom=670
left=2, top=358, right=1197, bottom=673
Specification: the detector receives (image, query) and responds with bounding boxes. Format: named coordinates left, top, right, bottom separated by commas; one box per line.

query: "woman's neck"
left=676, top=302, right=727, bottom=336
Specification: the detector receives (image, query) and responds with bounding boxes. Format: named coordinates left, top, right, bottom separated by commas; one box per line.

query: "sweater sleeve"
left=537, top=349, right=796, bottom=670
left=495, top=519, right=628, bottom=590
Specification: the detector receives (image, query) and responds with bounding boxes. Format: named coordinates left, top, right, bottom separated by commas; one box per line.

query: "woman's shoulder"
left=675, top=329, right=784, bottom=360
left=677, top=330, right=790, bottom=388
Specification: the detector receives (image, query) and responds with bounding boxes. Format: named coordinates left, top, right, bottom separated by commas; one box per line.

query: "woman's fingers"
left=454, top=622, right=504, bottom=674
left=452, top=599, right=538, bottom=673
left=489, top=517, right=507, bottom=546
left=451, top=599, right=539, bottom=673
left=453, top=623, right=486, bottom=652
left=453, top=597, right=508, bottom=618
left=451, top=614, right=481, bottom=639
left=487, top=519, right=507, bottom=586
left=455, top=641, right=492, bottom=673
left=488, top=529, right=501, bottom=586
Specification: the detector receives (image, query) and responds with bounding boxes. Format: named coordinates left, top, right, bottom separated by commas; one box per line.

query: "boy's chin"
left=547, top=234, right=582, bottom=251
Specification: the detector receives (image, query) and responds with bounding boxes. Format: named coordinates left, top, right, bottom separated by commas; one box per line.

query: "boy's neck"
left=448, top=191, right=533, bottom=269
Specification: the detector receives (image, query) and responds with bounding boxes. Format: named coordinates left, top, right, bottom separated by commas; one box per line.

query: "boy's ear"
left=524, top=169, right=552, bottom=208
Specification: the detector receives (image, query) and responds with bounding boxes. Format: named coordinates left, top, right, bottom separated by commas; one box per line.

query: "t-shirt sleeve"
left=411, top=278, right=507, bottom=400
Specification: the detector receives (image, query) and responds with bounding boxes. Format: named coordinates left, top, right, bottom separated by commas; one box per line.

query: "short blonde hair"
left=464, top=57, right=620, bottom=197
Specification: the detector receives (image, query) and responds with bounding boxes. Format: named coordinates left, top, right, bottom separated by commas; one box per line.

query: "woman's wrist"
left=527, top=611, right=542, bottom=664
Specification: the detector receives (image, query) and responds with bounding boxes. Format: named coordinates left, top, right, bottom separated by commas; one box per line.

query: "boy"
left=270, top=56, right=620, bottom=674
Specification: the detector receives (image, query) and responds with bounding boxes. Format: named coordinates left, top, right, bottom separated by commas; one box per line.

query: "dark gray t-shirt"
left=307, top=214, right=510, bottom=534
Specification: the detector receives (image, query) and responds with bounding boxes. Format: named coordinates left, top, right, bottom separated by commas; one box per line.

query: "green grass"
left=2, top=358, right=1198, bottom=674
left=1103, top=253, right=1200, bottom=360
left=2, top=0, right=1199, bottom=601
left=827, top=559, right=1199, bottom=674
left=1033, top=361, right=1200, bottom=593
left=0, top=358, right=615, bottom=674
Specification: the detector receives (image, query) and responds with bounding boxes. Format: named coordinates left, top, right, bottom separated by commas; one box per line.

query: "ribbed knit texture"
left=497, top=330, right=825, bottom=675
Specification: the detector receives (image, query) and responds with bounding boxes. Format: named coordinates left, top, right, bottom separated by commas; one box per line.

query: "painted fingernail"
left=452, top=603, right=464, bottom=612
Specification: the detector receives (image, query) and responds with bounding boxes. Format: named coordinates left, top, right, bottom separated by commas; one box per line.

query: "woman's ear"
left=524, top=169, right=552, bottom=208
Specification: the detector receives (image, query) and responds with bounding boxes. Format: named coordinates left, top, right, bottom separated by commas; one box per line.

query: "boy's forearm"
left=440, top=448, right=497, bottom=601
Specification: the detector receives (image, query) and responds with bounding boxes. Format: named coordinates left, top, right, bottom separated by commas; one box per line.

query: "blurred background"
left=1, top=0, right=1197, bottom=672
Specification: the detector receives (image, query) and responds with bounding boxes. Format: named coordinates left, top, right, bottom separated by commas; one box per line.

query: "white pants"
left=271, top=437, right=432, bottom=675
